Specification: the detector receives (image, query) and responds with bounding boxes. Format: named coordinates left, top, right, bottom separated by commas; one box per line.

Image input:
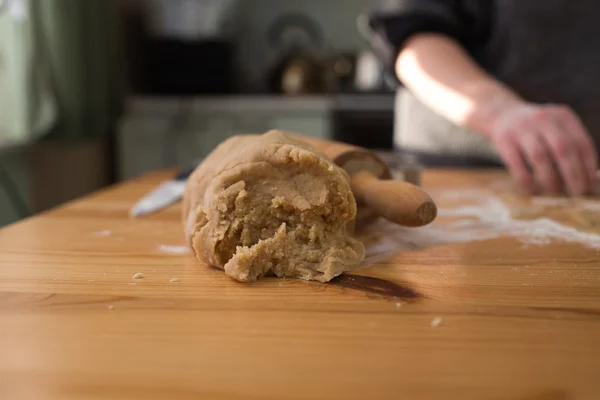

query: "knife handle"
left=350, top=170, right=437, bottom=227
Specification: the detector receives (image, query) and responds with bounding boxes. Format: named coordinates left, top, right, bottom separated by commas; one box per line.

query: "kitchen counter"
left=1, top=169, right=599, bottom=400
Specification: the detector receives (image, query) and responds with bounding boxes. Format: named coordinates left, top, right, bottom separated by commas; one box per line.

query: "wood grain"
left=350, top=170, right=437, bottom=227
left=1, top=169, right=599, bottom=400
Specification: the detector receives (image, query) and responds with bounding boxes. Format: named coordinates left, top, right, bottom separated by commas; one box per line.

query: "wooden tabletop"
left=1, top=169, right=599, bottom=400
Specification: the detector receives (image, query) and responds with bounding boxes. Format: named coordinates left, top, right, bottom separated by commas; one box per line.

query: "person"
left=360, top=0, right=599, bottom=196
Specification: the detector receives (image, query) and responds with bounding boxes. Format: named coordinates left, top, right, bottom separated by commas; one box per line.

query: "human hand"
left=489, top=103, right=597, bottom=196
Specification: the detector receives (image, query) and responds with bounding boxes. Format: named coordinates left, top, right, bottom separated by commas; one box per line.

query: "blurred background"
left=0, top=0, right=397, bottom=227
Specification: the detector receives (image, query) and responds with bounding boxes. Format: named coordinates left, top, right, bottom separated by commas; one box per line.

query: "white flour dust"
left=530, top=196, right=600, bottom=212
left=95, top=230, right=112, bottom=237
left=432, top=189, right=600, bottom=248
left=361, top=189, right=600, bottom=265
left=158, top=245, right=191, bottom=255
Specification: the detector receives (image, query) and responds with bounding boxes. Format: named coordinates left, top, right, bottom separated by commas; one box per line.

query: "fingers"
left=492, top=103, right=598, bottom=196
left=517, top=131, right=563, bottom=195
left=494, top=133, right=535, bottom=194
left=551, top=106, right=598, bottom=192
left=536, top=116, right=588, bottom=196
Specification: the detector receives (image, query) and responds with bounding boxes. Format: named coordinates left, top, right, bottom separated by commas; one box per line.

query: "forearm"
left=395, top=33, right=524, bottom=136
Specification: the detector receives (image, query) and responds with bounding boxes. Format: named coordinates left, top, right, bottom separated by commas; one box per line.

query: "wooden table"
left=1, top=169, right=599, bottom=400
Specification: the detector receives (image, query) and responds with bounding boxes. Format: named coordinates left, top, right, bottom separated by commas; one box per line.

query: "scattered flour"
left=431, top=317, right=442, bottom=327
left=395, top=302, right=402, bottom=308
left=431, top=189, right=600, bottom=248
left=95, top=230, right=112, bottom=237
left=158, top=245, right=191, bottom=255
left=361, top=189, right=600, bottom=266
left=436, top=189, right=490, bottom=201
left=516, top=218, right=600, bottom=248
left=530, top=197, right=570, bottom=207
left=438, top=196, right=512, bottom=222
left=107, top=305, right=114, bottom=311
left=579, top=202, right=600, bottom=212
left=531, top=196, right=600, bottom=212
left=169, top=277, right=180, bottom=283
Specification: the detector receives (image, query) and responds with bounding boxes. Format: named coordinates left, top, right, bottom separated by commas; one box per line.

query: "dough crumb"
left=169, top=277, right=180, bottom=283
left=395, top=302, right=402, bottom=308
left=431, top=317, right=442, bottom=327
left=158, top=245, right=191, bottom=255
left=108, top=305, right=114, bottom=311
left=132, top=272, right=144, bottom=279
left=271, top=196, right=285, bottom=207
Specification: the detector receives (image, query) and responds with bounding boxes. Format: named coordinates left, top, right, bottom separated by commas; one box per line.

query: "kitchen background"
left=0, top=0, right=399, bottom=227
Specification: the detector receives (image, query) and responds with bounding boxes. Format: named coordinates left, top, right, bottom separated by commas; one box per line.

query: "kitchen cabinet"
left=117, top=98, right=182, bottom=181
left=117, top=115, right=177, bottom=180
left=116, top=95, right=395, bottom=181
left=117, top=96, right=333, bottom=181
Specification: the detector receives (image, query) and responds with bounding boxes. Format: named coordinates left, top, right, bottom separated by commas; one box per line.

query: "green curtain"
left=0, top=0, right=122, bottom=143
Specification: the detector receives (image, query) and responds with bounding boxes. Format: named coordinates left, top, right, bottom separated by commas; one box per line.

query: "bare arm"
left=395, top=33, right=597, bottom=196
left=395, top=33, right=522, bottom=136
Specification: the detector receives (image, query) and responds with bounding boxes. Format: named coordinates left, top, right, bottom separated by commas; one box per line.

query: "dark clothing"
left=361, top=0, right=600, bottom=160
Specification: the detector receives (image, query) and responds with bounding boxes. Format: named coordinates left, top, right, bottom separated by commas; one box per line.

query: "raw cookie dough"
left=182, top=130, right=365, bottom=282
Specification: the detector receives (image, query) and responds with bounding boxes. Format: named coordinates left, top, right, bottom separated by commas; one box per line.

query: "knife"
left=130, top=164, right=197, bottom=217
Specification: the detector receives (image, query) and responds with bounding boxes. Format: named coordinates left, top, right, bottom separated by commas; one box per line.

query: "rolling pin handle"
left=350, top=170, right=437, bottom=227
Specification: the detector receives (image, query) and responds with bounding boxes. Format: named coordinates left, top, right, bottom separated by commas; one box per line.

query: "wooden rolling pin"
left=289, top=133, right=437, bottom=228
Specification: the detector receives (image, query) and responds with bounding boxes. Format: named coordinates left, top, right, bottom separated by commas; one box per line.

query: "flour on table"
left=95, top=230, right=112, bottom=237
left=431, top=189, right=600, bottom=248
left=530, top=197, right=570, bottom=207
left=438, top=196, right=511, bottom=221
left=158, top=245, right=191, bottom=255
left=360, top=188, right=600, bottom=266
left=531, top=196, right=600, bottom=212
left=431, top=317, right=442, bottom=327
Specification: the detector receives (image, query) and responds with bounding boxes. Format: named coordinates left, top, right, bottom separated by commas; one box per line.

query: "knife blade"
left=130, top=165, right=196, bottom=217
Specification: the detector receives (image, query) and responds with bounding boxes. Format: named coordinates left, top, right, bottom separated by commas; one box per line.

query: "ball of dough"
left=182, top=130, right=365, bottom=282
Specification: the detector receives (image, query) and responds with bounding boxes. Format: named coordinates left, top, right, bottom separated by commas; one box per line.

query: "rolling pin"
left=289, top=133, right=437, bottom=228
